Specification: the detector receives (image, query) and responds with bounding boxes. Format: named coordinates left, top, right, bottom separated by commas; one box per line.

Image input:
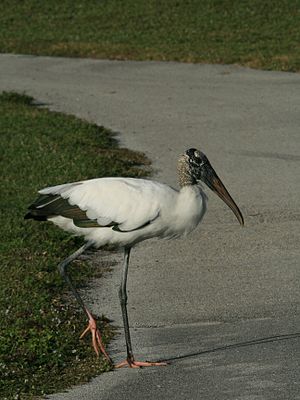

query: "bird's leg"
left=116, top=247, right=167, bottom=369
left=58, top=242, right=112, bottom=364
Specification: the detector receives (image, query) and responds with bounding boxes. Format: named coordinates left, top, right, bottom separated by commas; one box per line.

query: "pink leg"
left=80, top=309, right=112, bottom=364
left=57, top=244, right=112, bottom=365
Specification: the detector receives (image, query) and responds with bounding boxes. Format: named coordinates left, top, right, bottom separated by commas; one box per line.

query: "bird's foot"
left=115, top=357, right=168, bottom=369
left=80, top=311, right=112, bottom=364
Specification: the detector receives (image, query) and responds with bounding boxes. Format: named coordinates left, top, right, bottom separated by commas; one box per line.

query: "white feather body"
left=40, top=177, right=207, bottom=248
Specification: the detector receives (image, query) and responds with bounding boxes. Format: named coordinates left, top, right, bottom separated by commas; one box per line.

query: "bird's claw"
left=80, top=312, right=112, bottom=365
left=115, top=358, right=168, bottom=369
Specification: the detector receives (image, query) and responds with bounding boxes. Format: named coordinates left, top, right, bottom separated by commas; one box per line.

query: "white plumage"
left=25, top=148, right=243, bottom=368
left=42, top=177, right=206, bottom=247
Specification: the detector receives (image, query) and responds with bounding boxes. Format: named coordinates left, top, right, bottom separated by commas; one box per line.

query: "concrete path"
left=1, top=54, right=299, bottom=399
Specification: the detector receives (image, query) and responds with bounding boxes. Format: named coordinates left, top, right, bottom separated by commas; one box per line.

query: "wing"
left=25, top=178, right=166, bottom=232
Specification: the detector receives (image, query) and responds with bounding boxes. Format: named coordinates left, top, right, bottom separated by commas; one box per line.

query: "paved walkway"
left=1, top=54, right=299, bottom=399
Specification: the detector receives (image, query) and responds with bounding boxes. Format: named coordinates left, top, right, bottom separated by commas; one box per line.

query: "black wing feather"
left=25, top=193, right=158, bottom=232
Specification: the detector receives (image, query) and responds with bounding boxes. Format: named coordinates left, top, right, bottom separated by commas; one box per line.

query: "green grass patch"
left=0, top=91, right=150, bottom=399
left=1, top=0, right=300, bottom=71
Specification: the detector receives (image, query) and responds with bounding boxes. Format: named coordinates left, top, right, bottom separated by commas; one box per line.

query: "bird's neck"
left=174, top=184, right=207, bottom=236
left=177, top=155, right=197, bottom=188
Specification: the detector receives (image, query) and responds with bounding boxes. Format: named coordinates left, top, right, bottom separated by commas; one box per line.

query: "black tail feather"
left=24, top=212, right=48, bottom=221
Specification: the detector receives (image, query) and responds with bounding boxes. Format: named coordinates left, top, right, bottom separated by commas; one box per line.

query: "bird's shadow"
left=160, top=332, right=300, bottom=364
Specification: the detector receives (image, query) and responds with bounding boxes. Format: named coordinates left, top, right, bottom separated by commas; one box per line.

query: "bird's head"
left=179, top=148, right=244, bottom=226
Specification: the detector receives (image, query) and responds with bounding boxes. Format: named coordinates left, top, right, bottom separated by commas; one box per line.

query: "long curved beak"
left=202, top=164, right=244, bottom=226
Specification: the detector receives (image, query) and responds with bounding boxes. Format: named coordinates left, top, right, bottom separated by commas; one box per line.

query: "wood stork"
left=25, top=148, right=244, bottom=368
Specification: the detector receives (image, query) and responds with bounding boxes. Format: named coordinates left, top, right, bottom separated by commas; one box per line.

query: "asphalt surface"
left=1, top=54, right=299, bottom=399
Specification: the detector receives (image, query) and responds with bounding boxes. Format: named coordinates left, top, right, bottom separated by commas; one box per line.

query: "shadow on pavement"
left=162, top=332, right=300, bottom=364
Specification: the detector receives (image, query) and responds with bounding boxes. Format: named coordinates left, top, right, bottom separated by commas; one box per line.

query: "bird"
left=25, top=148, right=244, bottom=368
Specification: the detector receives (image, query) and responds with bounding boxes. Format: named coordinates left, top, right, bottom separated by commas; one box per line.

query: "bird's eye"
left=194, top=151, right=205, bottom=167
left=186, top=149, right=206, bottom=168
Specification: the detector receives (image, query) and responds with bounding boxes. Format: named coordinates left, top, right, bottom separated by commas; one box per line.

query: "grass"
left=0, top=0, right=300, bottom=71
left=0, top=91, right=150, bottom=399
